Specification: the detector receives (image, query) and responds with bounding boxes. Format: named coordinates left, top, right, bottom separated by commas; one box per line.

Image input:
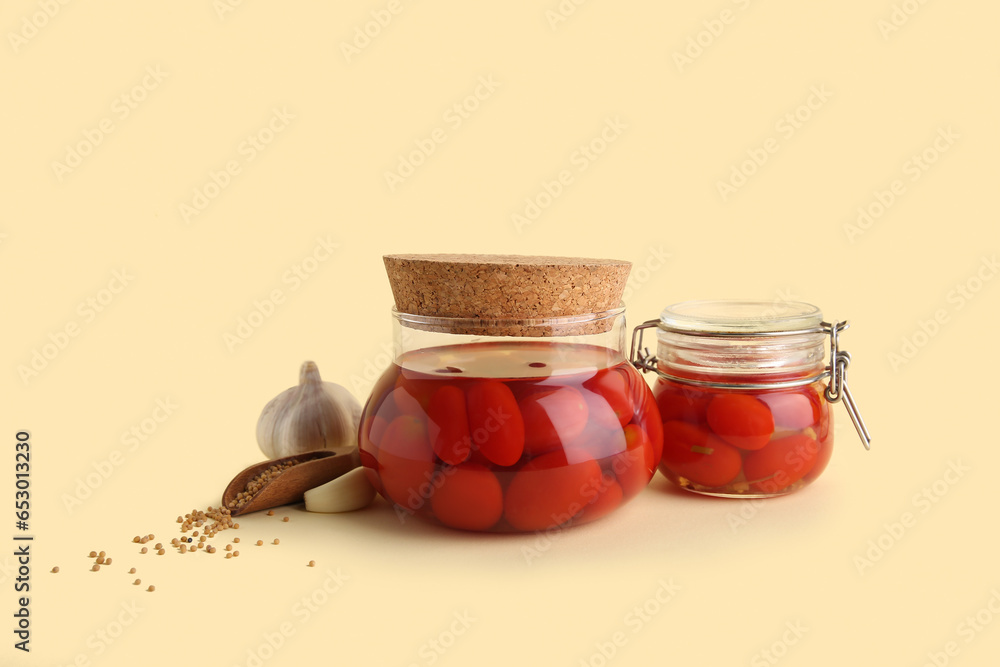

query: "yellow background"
left=2, top=1, right=998, bottom=665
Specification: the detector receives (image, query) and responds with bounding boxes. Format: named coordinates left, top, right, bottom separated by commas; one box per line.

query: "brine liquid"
left=359, top=341, right=663, bottom=532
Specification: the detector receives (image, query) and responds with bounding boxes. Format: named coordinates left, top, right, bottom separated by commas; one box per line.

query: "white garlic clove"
left=304, top=467, right=376, bottom=513
left=256, top=361, right=362, bottom=460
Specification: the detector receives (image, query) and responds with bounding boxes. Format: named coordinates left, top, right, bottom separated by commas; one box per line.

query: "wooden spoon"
left=222, top=448, right=360, bottom=516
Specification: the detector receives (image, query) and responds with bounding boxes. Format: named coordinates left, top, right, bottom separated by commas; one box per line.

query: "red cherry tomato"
left=580, top=478, right=623, bottom=523
left=583, top=368, right=633, bottom=428
left=503, top=450, right=603, bottom=531
left=758, top=389, right=821, bottom=431
left=660, top=421, right=742, bottom=488
left=655, top=380, right=711, bottom=425
left=466, top=381, right=525, bottom=466
left=611, top=425, right=655, bottom=497
left=376, top=415, right=435, bottom=510
left=430, top=463, right=504, bottom=531
left=706, top=394, right=774, bottom=450
left=743, top=434, right=820, bottom=493
left=519, top=386, right=589, bottom=456
left=427, top=385, right=472, bottom=466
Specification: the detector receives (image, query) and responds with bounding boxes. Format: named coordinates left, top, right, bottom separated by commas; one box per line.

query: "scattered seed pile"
left=54, top=463, right=323, bottom=586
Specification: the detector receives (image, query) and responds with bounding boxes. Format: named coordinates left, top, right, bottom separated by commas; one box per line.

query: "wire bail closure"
left=630, top=318, right=871, bottom=450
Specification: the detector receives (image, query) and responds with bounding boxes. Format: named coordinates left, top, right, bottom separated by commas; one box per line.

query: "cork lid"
left=383, top=254, right=631, bottom=336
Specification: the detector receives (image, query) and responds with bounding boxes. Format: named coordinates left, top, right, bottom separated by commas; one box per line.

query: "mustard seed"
left=51, top=567, right=59, bottom=573
left=88, top=551, right=97, bottom=558
left=139, top=536, right=148, bottom=544
left=96, top=556, right=105, bottom=565
left=157, top=549, right=165, bottom=555
left=98, top=551, right=106, bottom=557
left=282, top=517, right=289, bottom=522
left=234, top=523, right=240, bottom=529
left=225, top=553, right=232, bottom=559
left=140, top=547, right=148, bottom=554
left=147, top=585, right=155, bottom=592
left=176, top=516, right=183, bottom=523
left=104, top=558, right=112, bottom=565
left=154, top=543, right=163, bottom=550
left=273, top=539, right=279, bottom=545
left=233, top=551, right=239, bottom=557
left=233, top=538, right=240, bottom=543
left=193, top=531, right=199, bottom=537
left=180, top=545, right=187, bottom=553
left=129, top=568, right=136, bottom=574
left=91, top=564, right=100, bottom=572
left=308, top=560, right=315, bottom=567
left=225, top=544, right=232, bottom=551
left=267, top=510, right=275, bottom=516
left=132, top=536, right=141, bottom=543
left=147, top=534, right=154, bottom=540
left=134, top=579, right=141, bottom=585
left=256, top=540, right=263, bottom=546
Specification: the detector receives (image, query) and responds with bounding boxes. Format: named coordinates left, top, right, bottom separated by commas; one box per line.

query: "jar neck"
left=656, top=329, right=826, bottom=383
left=393, top=309, right=628, bottom=359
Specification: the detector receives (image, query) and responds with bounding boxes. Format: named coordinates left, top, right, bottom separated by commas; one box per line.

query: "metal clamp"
left=630, top=318, right=871, bottom=450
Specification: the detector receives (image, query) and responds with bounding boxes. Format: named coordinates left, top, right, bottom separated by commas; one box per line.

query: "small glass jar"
left=358, top=308, right=663, bottom=532
left=630, top=300, right=870, bottom=498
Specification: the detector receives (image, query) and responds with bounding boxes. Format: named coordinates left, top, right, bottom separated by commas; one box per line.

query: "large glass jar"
left=631, top=300, right=870, bottom=498
left=358, top=308, right=663, bottom=532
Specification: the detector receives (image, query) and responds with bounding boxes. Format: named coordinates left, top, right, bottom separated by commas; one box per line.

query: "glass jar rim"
left=659, top=299, right=823, bottom=335
left=393, top=305, right=626, bottom=329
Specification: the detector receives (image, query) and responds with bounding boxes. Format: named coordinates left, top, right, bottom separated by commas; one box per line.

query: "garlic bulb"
left=256, top=361, right=362, bottom=459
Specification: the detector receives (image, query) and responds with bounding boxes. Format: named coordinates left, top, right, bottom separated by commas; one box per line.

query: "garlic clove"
left=304, top=467, right=376, bottom=513
left=257, top=361, right=362, bottom=460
